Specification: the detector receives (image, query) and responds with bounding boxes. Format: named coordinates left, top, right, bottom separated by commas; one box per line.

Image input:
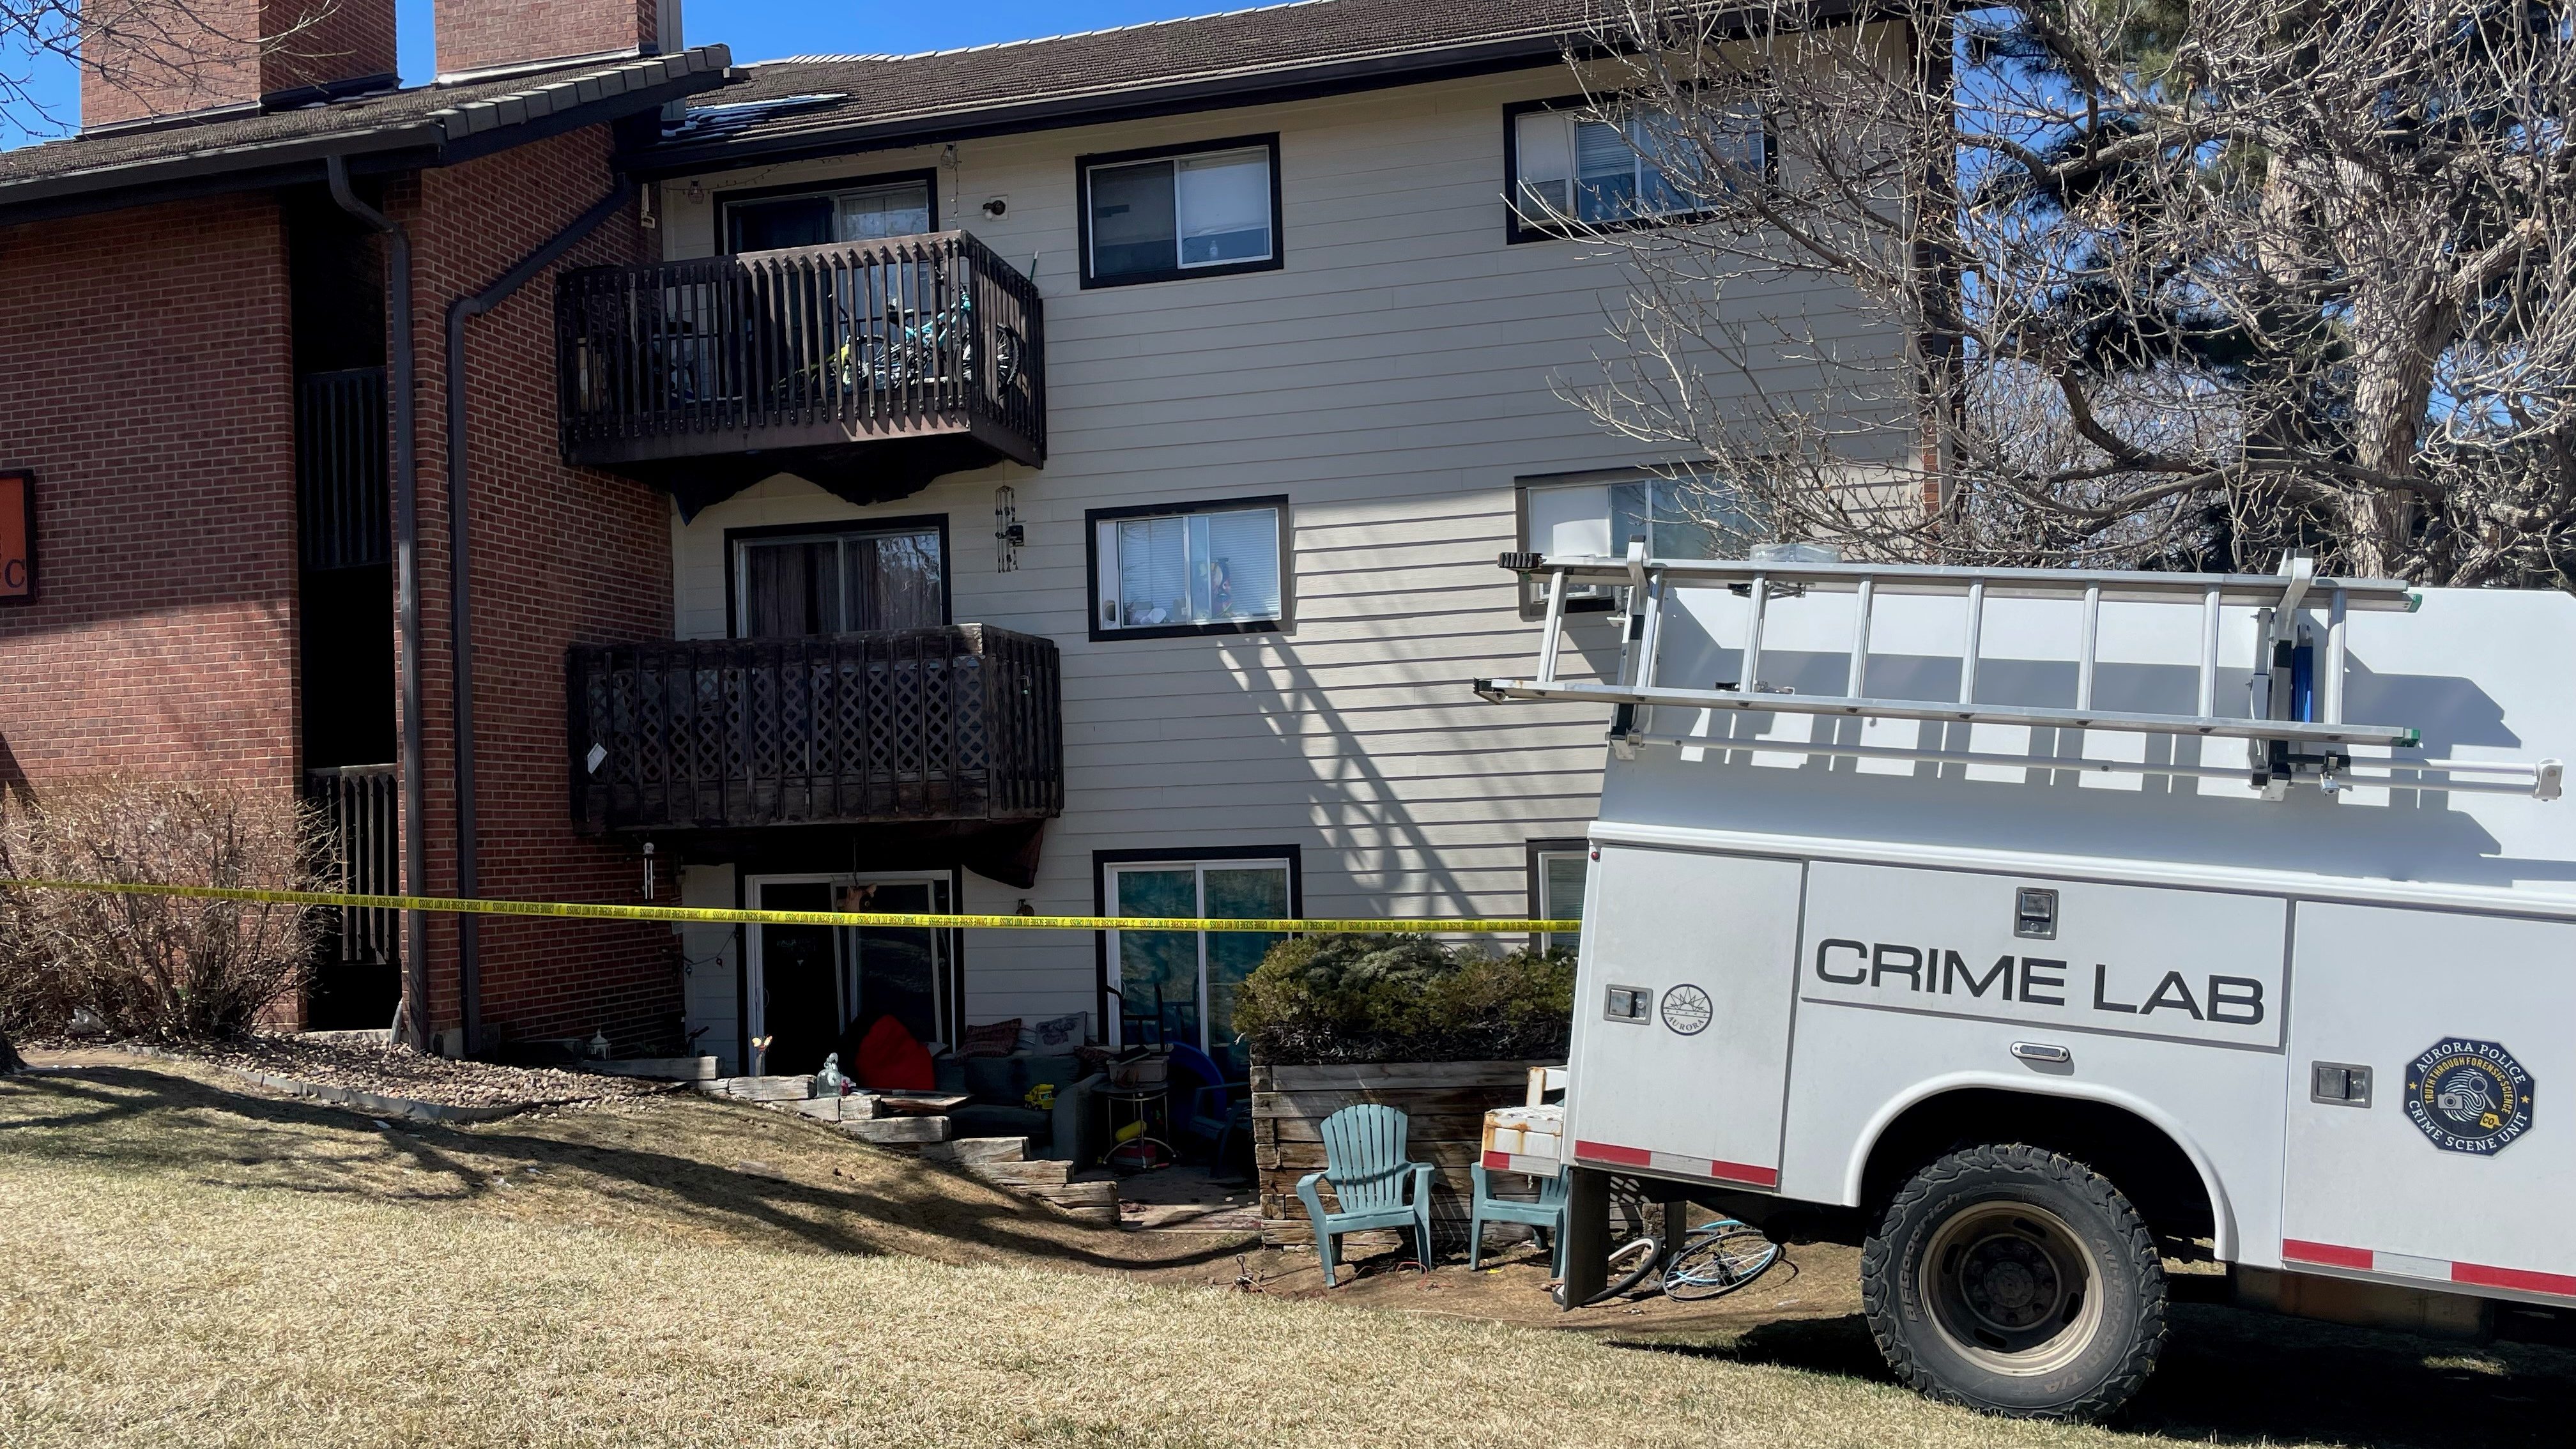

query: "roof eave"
left=627, top=33, right=1585, bottom=179
left=0, top=47, right=739, bottom=228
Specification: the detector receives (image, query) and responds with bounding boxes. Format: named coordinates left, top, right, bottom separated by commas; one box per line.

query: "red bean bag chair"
left=853, top=1014, right=934, bottom=1091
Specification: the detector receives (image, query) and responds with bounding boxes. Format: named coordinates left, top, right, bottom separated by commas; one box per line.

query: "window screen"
left=1093, top=503, right=1285, bottom=632
left=1087, top=143, right=1275, bottom=283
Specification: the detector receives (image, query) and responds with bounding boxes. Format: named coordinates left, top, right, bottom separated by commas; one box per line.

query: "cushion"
left=1022, top=1055, right=1086, bottom=1090
left=852, top=1015, right=934, bottom=1091
left=1019, top=1011, right=1087, bottom=1051
left=961, top=1054, right=1025, bottom=1103
left=957, top=1018, right=1023, bottom=1058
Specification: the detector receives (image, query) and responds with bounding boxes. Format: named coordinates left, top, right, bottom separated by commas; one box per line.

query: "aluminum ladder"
left=1470, top=548, right=2563, bottom=800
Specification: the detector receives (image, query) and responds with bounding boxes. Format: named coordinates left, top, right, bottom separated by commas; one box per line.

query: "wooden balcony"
left=554, top=231, right=1045, bottom=513
left=567, top=626, right=1062, bottom=836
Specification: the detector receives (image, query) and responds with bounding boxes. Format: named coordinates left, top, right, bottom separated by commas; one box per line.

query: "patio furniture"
left=931, top=1049, right=1103, bottom=1163
left=1169, top=1043, right=1251, bottom=1166
left=1097, top=1080, right=1176, bottom=1172
left=1295, top=1103, right=1436, bottom=1287
left=1467, top=1162, right=1570, bottom=1274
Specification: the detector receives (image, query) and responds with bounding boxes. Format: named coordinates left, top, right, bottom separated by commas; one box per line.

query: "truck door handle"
left=2010, top=1041, right=2071, bottom=1064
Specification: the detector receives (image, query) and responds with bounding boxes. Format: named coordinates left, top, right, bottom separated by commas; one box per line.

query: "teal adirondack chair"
left=1295, top=1103, right=1437, bottom=1287
left=1467, top=1162, right=1569, bottom=1273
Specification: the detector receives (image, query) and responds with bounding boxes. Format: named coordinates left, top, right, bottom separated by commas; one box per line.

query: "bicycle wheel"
left=1552, top=1233, right=1666, bottom=1307
left=1662, top=1221, right=1781, bottom=1300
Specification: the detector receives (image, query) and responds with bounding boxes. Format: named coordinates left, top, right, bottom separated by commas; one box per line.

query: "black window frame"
left=1092, top=843, right=1305, bottom=1050
left=1501, top=92, right=1773, bottom=245
left=1076, top=133, right=1285, bottom=289
left=714, top=167, right=942, bottom=256
left=721, top=513, right=953, bottom=638
left=1084, top=494, right=1292, bottom=643
left=1526, top=836, right=1590, bottom=953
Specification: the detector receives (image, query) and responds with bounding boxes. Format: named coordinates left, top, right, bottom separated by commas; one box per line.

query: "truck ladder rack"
left=1471, top=549, right=2564, bottom=800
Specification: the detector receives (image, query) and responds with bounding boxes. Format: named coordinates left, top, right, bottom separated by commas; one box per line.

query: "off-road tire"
left=1861, top=1143, right=2165, bottom=1420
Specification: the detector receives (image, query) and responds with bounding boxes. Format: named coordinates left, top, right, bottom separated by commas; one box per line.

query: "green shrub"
left=1230, top=933, right=1575, bottom=1064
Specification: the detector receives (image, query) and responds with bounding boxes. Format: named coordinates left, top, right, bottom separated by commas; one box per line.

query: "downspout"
left=442, top=178, right=636, bottom=1055
left=326, top=156, right=433, bottom=1053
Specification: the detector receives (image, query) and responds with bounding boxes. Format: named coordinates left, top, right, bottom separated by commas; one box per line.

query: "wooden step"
left=845, top=1114, right=951, bottom=1144
left=967, top=1158, right=1070, bottom=1189
left=921, top=1136, right=1028, bottom=1165
left=1027, top=1180, right=1119, bottom=1211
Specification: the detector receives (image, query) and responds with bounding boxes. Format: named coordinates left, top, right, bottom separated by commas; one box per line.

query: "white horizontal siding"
left=656, top=65, right=1891, bottom=1032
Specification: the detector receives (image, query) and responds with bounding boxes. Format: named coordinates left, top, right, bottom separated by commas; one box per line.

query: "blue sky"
left=3, top=0, right=1234, bottom=148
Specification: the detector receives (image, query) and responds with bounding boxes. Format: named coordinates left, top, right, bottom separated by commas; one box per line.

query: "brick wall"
left=264, top=0, right=400, bottom=96
left=82, top=0, right=397, bottom=129
left=432, top=0, right=656, bottom=76
left=399, top=126, right=682, bottom=1050
left=0, top=194, right=298, bottom=797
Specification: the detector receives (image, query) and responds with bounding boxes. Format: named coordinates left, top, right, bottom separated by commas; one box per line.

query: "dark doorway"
left=757, top=881, right=840, bottom=1076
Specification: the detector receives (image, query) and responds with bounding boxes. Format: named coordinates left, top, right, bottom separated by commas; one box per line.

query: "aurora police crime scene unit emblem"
left=1661, top=983, right=1713, bottom=1036
left=2403, top=1039, right=2536, bottom=1156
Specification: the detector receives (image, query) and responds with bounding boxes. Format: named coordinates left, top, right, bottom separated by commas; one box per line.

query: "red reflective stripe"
left=1480, top=1150, right=1512, bottom=1171
left=1710, top=1159, right=1780, bottom=1188
left=2282, top=1238, right=2374, bottom=1271
left=2453, top=1260, right=2576, bottom=1299
left=1574, top=1139, right=1653, bottom=1167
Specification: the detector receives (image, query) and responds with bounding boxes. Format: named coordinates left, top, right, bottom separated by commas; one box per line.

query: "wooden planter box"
left=1250, top=1057, right=1558, bottom=1251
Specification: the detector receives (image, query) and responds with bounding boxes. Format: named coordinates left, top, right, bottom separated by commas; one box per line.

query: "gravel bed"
left=172, top=1037, right=658, bottom=1109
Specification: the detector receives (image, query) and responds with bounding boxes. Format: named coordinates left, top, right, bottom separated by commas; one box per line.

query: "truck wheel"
left=1860, top=1143, right=2165, bottom=1420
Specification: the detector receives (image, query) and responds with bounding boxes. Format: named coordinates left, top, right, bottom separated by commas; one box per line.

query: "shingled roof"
left=635, top=0, right=1604, bottom=174
left=0, top=46, right=736, bottom=224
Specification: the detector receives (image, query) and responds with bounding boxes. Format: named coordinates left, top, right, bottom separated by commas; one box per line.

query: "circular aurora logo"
left=2403, top=1038, right=2535, bottom=1156
left=1661, top=983, right=1713, bottom=1036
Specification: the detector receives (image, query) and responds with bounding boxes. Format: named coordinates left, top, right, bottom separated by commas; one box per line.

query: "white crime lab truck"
left=1474, top=548, right=2572, bottom=1419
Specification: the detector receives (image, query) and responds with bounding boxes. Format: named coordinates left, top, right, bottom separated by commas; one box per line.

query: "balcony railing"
left=555, top=231, right=1045, bottom=506
left=568, top=625, right=1062, bottom=834
left=306, top=764, right=399, bottom=963
left=296, top=368, right=388, bottom=572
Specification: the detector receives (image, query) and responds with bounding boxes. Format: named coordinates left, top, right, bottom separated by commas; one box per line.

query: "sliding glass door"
left=1107, top=857, right=1291, bottom=1073
left=749, top=872, right=956, bottom=1076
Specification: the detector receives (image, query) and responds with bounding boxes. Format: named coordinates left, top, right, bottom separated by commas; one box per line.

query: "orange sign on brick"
left=0, top=471, right=29, bottom=602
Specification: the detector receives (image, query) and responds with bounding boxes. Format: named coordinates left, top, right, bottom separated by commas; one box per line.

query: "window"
left=730, top=519, right=946, bottom=637
left=723, top=172, right=935, bottom=254
left=1515, top=470, right=1754, bottom=616
left=1087, top=497, right=1287, bottom=640
left=1100, top=850, right=1298, bottom=1072
left=1080, top=136, right=1281, bottom=287
left=1528, top=840, right=1590, bottom=955
left=1506, top=96, right=1763, bottom=241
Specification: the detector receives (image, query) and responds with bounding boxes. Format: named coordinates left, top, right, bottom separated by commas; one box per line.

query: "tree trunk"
left=0, top=1026, right=25, bottom=1075
left=2341, top=266, right=2449, bottom=578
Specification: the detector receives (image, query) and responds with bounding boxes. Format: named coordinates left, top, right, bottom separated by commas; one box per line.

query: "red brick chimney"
left=82, top=0, right=399, bottom=130
left=433, top=0, right=671, bottom=79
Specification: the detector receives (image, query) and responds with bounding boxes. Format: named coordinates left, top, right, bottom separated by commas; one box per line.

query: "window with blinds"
left=733, top=523, right=946, bottom=637
left=1089, top=500, right=1287, bottom=638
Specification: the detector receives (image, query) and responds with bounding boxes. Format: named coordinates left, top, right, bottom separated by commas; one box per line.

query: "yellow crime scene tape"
left=0, top=878, right=1577, bottom=935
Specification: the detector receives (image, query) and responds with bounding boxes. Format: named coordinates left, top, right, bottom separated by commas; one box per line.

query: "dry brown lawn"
left=1, top=1055, right=2567, bottom=1448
